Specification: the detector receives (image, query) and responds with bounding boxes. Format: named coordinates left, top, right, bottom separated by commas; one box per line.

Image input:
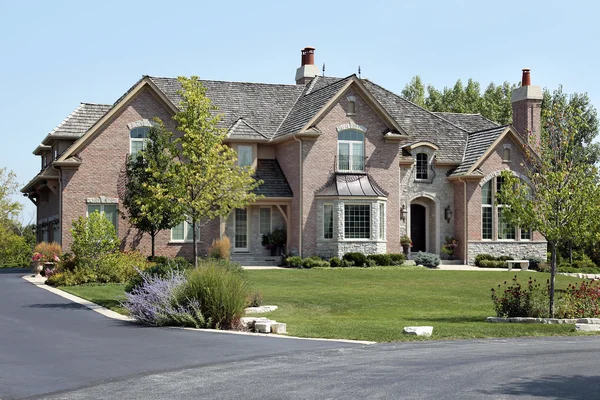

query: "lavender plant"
left=123, top=269, right=210, bottom=328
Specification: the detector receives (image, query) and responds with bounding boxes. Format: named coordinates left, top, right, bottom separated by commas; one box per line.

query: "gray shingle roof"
left=253, top=159, right=293, bottom=197
left=316, top=174, right=387, bottom=197
left=452, top=125, right=508, bottom=176
left=361, top=80, right=470, bottom=162
left=149, top=77, right=304, bottom=139
left=275, top=76, right=352, bottom=138
left=228, top=118, right=268, bottom=140
left=43, top=103, right=111, bottom=143
left=433, top=112, right=498, bottom=132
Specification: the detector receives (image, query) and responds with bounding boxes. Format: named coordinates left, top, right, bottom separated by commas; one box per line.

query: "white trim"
left=233, top=208, right=250, bottom=252
left=343, top=203, right=372, bottom=240
left=323, top=203, right=334, bottom=240
left=86, top=203, right=118, bottom=233
left=336, top=122, right=367, bottom=133
left=170, top=219, right=199, bottom=243
left=409, top=201, right=429, bottom=252
left=126, top=119, right=157, bottom=130
left=259, top=206, right=272, bottom=236
left=408, top=192, right=441, bottom=254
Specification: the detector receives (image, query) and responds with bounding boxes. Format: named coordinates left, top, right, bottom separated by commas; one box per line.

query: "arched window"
left=503, top=147, right=511, bottom=162
left=481, top=180, right=493, bottom=239
left=338, top=129, right=364, bottom=171
left=130, top=127, right=150, bottom=156
left=481, top=175, right=530, bottom=241
left=347, top=100, right=356, bottom=115
left=416, top=153, right=428, bottom=180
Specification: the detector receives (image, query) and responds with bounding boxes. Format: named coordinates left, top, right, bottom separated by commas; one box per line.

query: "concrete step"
left=230, top=255, right=283, bottom=266
left=440, top=260, right=465, bottom=265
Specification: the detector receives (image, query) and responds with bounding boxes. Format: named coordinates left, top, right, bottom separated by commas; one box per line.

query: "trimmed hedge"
left=343, top=252, right=367, bottom=267
left=413, top=252, right=441, bottom=268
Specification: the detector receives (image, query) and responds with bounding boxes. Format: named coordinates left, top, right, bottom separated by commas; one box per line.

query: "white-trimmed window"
left=482, top=180, right=493, bottom=240
left=503, top=148, right=511, bottom=162
left=42, top=225, right=49, bottom=242
left=41, top=154, right=47, bottom=169
left=130, top=127, right=150, bottom=157
left=259, top=207, right=271, bottom=235
left=87, top=204, right=118, bottom=231
left=344, top=204, right=370, bottom=239
left=171, top=219, right=198, bottom=242
left=496, top=176, right=516, bottom=240
left=338, top=130, right=364, bottom=172
left=323, top=204, right=334, bottom=239
left=379, top=203, right=385, bottom=240
left=237, top=145, right=253, bottom=168
left=416, top=153, right=428, bottom=180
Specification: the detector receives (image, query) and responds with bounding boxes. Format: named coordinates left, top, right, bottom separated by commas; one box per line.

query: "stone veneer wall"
left=467, top=241, right=547, bottom=265
left=316, top=199, right=386, bottom=258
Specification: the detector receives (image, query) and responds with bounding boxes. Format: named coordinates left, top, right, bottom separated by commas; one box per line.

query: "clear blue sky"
left=1, top=0, right=598, bottom=222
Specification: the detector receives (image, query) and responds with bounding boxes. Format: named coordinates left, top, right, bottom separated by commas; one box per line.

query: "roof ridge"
left=147, top=76, right=300, bottom=88
left=272, top=83, right=308, bottom=138
left=48, top=103, right=85, bottom=136
left=434, top=111, right=482, bottom=116
left=80, top=102, right=111, bottom=107
left=239, top=118, right=268, bottom=139
left=362, top=78, right=469, bottom=133
left=302, top=74, right=354, bottom=97
left=467, top=124, right=509, bottom=136
left=304, top=76, right=320, bottom=95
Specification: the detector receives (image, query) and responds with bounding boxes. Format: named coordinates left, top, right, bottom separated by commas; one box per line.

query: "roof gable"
left=42, top=103, right=111, bottom=144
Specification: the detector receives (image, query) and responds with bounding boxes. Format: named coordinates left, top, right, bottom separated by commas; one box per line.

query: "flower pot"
left=32, top=261, right=43, bottom=277
left=402, top=244, right=410, bottom=256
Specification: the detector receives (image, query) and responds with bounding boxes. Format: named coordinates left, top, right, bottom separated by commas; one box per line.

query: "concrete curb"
left=21, top=275, right=375, bottom=345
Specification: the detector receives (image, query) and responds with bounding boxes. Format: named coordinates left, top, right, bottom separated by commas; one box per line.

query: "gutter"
left=293, top=135, right=303, bottom=257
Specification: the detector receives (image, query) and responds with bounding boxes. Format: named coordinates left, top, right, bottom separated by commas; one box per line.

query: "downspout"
left=459, top=177, right=468, bottom=264
left=51, top=163, right=62, bottom=246
left=293, top=135, right=303, bottom=257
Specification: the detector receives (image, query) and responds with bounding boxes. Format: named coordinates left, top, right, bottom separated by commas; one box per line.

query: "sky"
left=0, top=0, right=598, bottom=223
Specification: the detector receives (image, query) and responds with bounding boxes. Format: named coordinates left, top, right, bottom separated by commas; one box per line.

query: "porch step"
left=440, top=260, right=465, bottom=265
left=230, top=255, right=283, bottom=267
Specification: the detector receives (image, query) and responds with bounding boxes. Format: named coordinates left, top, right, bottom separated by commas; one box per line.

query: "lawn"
left=59, top=268, right=593, bottom=342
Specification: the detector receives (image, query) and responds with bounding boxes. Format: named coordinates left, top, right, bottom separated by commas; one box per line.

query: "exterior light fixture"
left=444, top=205, right=453, bottom=223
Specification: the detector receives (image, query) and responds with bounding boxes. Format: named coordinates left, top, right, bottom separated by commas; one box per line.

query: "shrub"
left=0, top=227, right=31, bottom=267
left=388, top=253, right=406, bottom=266
left=46, top=267, right=98, bottom=286
left=413, top=252, right=440, bottom=268
left=124, top=270, right=209, bottom=328
left=96, top=251, right=149, bottom=284
left=572, top=259, right=598, bottom=270
left=343, top=252, right=367, bottom=267
left=339, top=259, right=354, bottom=268
left=479, top=259, right=508, bottom=268
left=285, top=256, right=303, bottom=268
left=367, top=254, right=392, bottom=266
left=302, top=257, right=329, bottom=269
left=208, top=236, right=231, bottom=260
left=329, top=257, right=341, bottom=268
left=126, top=256, right=192, bottom=293
left=71, top=211, right=119, bottom=270
left=178, top=263, right=249, bottom=329
left=491, top=275, right=548, bottom=318
left=247, top=291, right=263, bottom=307
left=474, top=254, right=495, bottom=266
left=555, top=280, right=600, bottom=318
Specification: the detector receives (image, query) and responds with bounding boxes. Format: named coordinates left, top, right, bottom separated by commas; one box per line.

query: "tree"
left=171, top=76, right=262, bottom=266
left=123, top=122, right=184, bottom=258
left=497, top=99, right=600, bottom=317
left=71, top=211, right=119, bottom=271
left=0, top=168, right=22, bottom=227
left=401, top=76, right=425, bottom=107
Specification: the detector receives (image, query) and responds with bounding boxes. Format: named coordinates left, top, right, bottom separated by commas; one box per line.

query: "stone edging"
left=21, top=275, right=375, bottom=345
left=559, top=272, right=600, bottom=279
left=486, top=316, right=600, bottom=324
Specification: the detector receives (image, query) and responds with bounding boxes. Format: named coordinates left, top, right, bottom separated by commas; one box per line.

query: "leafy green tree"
left=71, top=211, right=119, bottom=271
left=497, top=100, right=600, bottom=317
left=401, top=76, right=426, bottom=107
left=172, top=76, right=262, bottom=266
left=0, top=225, right=30, bottom=267
left=0, top=168, right=22, bottom=227
left=123, top=121, right=184, bottom=258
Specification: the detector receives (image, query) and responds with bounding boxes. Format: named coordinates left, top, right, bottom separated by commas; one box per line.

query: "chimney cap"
left=302, top=46, right=316, bottom=51
left=521, top=68, right=531, bottom=86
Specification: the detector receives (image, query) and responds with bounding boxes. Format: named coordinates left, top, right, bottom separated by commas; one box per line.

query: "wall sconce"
left=400, top=204, right=408, bottom=221
left=444, top=205, right=453, bottom=223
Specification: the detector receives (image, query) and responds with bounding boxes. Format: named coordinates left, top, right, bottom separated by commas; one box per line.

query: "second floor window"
left=416, top=153, right=428, bottom=180
left=338, top=129, right=364, bottom=172
left=237, top=145, right=252, bottom=167
left=130, top=127, right=150, bottom=157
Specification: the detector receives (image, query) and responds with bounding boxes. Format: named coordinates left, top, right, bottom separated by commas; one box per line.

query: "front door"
left=410, top=204, right=426, bottom=252
left=233, top=208, right=249, bottom=252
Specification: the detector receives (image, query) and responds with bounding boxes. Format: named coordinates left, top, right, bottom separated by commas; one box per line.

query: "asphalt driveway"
left=0, top=269, right=359, bottom=399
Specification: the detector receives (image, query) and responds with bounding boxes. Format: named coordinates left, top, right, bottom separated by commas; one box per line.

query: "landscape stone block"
left=403, top=326, right=433, bottom=336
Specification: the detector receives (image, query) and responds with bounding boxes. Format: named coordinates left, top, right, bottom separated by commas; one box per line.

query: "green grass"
left=58, top=268, right=596, bottom=342
left=60, top=284, right=128, bottom=314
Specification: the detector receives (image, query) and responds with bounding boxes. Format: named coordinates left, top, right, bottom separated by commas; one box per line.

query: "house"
left=22, top=47, right=547, bottom=265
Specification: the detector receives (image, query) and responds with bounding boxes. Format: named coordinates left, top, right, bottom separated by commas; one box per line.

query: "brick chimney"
left=295, top=47, right=319, bottom=84
left=511, top=68, right=543, bottom=151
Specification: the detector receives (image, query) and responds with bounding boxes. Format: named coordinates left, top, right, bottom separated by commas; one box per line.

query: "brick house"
left=22, top=47, right=547, bottom=265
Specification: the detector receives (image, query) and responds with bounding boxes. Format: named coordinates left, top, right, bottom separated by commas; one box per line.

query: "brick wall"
left=275, top=140, right=301, bottom=255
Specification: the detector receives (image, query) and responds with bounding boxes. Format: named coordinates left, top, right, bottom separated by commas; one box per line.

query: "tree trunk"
left=569, top=241, right=573, bottom=265
left=151, top=229, right=156, bottom=259
left=549, top=241, right=557, bottom=318
left=192, top=218, right=198, bottom=268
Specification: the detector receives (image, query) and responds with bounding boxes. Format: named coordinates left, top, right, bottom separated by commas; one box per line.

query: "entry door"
left=410, top=204, right=427, bottom=252
left=234, top=208, right=249, bottom=252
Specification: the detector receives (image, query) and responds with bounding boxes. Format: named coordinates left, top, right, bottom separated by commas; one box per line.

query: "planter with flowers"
left=261, top=229, right=287, bottom=256
left=31, top=242, right=62, bottom=277
left=400, top=235, right=412, bottom=256
left=442, top=236, right=459, bottom=260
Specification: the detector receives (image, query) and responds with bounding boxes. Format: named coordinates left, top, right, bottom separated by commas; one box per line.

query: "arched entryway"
left=410, top=204, right=427, bottom=252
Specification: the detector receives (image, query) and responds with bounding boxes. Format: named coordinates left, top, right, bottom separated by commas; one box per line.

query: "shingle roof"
left=43, top=103, right=111, bottom=143
left=253, top=159, right=293, bottom=197
left=149, top=77, right=304, bottom=139
left=433, top=112, right=498, bottom=132
left=361, top=80, right=470, bottom=162
left=274, top=76, right=352, bottom=138
left=228, top=118, right=268, bottom=140
left=315, top=174, right=387, bottom=197
left=452, top=125, right=508, bottom=176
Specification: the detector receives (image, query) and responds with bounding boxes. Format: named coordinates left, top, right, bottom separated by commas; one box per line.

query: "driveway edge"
left=21, top=275, right=375, bottom=345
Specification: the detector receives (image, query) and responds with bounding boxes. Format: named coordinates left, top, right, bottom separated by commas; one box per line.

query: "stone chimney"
left=511, top=68, right=543, bottom=150
left=295, top=47, right=319, bottom=84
